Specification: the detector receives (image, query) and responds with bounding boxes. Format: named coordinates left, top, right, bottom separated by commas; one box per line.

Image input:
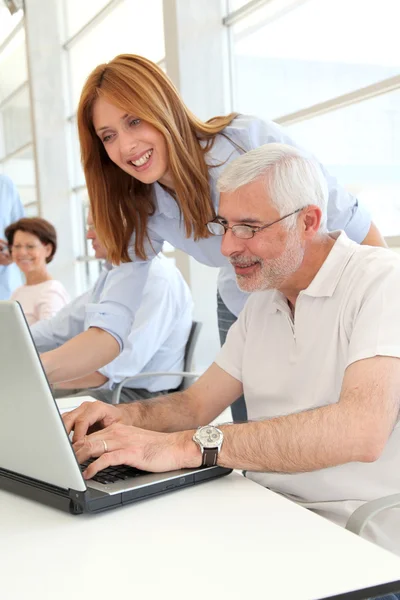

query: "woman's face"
left=92, top=97, right=173, bottom=188
left=11, top=230, right=52, bottom=275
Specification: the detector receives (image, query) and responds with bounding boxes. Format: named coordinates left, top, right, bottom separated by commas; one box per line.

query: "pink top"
left=11, top=280, right=70, bottom=326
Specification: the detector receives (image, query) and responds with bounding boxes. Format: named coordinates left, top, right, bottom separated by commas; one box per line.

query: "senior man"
left=63, top=144, right=400, bottom=570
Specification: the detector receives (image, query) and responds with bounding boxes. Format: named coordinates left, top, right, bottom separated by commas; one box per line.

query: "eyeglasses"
left=206, top=208, right=303, bottom=240
left=11, top=244, right=42, bottom=252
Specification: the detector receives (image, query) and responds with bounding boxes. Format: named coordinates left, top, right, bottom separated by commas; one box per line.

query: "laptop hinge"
left=0, top=467, right=87, bottom=513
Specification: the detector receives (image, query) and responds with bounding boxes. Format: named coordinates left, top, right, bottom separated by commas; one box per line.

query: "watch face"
left=196, top=427, right=223, bottom=448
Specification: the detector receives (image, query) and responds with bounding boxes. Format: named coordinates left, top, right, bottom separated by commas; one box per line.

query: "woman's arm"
left=361, top=222, right=387, bottom=247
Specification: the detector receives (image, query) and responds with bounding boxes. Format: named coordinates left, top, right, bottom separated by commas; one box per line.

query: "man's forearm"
left=41, top=328, right=120, bottom=384
left=215, top=403, right=377, bottom=473
left=123, top=387, right=209, bottom=433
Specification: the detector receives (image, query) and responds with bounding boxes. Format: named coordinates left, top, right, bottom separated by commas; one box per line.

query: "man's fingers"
left=74, top=434, right=109, bottom=463
left=70, top=424, right=179, bottom=478
left=73, top=426, right=120, bottom=462
left=62, top=410, right=77, bottom=435
left=72, top=409, right=105, bottom=443
left=61, top=401, right=108, bottom=441
left=83, top=450, right=128, bottom=479
left=73, top=435, right=126, bottom=479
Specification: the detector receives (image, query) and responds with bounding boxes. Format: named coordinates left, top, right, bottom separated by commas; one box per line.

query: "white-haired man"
left=63, top=144, right=400, bottom=563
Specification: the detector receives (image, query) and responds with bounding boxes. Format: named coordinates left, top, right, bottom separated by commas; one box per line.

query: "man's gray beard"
left=234, top=228, right=304, bottom=293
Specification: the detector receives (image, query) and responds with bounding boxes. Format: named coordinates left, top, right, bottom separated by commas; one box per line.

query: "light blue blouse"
left=83, top=115, right=371, bottom=349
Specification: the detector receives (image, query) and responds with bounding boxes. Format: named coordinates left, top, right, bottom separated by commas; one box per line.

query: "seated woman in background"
left=5, top=217, right=69, bottom=325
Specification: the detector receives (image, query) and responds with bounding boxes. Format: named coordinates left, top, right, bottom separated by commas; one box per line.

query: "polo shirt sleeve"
left=241, top=116, right=371, bottom=243
left=214, top=298, right=252, bottom=382
left=346, top=265, right=400, bottom=367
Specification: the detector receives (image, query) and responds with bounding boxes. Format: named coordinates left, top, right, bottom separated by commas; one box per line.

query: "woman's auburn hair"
left=77, top=53, right=238, bottom=263
left=5, top=217, right=57, bottom=263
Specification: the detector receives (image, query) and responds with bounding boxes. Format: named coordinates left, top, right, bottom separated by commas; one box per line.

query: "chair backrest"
left=179, top=320, right=202, bottom=390
left=111, top=320, right=203, bottom=403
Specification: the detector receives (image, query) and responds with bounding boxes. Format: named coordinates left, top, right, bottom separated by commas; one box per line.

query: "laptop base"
left=0, top=465, right=231, bottom=514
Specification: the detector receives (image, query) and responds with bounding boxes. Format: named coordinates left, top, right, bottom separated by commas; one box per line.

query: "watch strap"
left=202, top=447, right=218, bottom=467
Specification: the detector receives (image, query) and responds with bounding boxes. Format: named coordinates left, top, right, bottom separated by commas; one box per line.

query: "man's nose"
left=220, top=229, right=246, bottom=258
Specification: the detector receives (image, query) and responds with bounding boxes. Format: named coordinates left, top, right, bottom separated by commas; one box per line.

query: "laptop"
left=0, top=301, right=231, bottom=514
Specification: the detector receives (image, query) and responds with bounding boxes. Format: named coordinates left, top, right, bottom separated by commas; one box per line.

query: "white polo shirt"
left=216, top=232, right=400, bottom=555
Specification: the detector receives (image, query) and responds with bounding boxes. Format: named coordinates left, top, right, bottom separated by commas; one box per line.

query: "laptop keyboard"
left=80, top=459, right=148, bottom=485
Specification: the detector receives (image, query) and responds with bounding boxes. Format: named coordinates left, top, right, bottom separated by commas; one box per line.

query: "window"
left=66, top=0, right=165, bottom=111
left=0, top=27, right=27, bottom=104
left=63, top=0, right=165, bottom=290
left=62, top=0, right=111, bottom=40
left=0, top=84, right=32, bottom=157
left=1, top=145, right=37, bottom=211
left=0, top=5, right=23, bottom=45
left=227, top=0, right=400, bottom=237
left=229, top=0, right=400, bottom=120
left=0, top=13, right=36, bottom=214
left=286, top=90, right=400, bottom=236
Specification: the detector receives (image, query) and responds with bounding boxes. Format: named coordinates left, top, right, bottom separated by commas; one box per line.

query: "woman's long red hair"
left=77, top=54, right=237, bottom=262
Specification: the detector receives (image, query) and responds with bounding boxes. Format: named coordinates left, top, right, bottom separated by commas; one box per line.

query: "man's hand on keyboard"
left=62, top=401, right=132, bottom=444
left=72, top=423, right=202, bottom=477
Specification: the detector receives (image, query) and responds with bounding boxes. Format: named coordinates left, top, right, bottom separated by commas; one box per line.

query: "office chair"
left=345, top=494, right=400, bottom=536
left=111, top=321, right=202, bottom=405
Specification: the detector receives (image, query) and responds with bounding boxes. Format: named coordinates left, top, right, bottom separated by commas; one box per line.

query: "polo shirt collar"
left=266, top=231, right=358, bottom=313
left=302, top=231, right=358, bottom=298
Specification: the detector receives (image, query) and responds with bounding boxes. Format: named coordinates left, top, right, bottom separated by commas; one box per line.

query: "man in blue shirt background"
left=32, top=212, right=193, bottom=403
left=0, top=175, right=25, bottom=299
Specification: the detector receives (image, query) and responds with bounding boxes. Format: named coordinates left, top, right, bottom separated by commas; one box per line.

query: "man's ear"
left=303, top=205, right=322, bottom=237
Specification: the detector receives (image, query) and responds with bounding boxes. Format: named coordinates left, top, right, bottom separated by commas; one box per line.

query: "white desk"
left=1, top=472, right=400, bottom=600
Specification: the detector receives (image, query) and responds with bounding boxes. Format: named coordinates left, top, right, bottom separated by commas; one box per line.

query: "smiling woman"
left=5, top=217, right=69, bottom=325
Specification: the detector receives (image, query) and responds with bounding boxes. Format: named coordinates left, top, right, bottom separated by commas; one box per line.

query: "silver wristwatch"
left=192, top=426, right=224, bottom=467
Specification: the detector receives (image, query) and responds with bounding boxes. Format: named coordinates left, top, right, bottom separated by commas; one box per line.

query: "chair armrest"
left=111, top=371, right=201, bottom=405
left=345, top=494, right=400, bottom=536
